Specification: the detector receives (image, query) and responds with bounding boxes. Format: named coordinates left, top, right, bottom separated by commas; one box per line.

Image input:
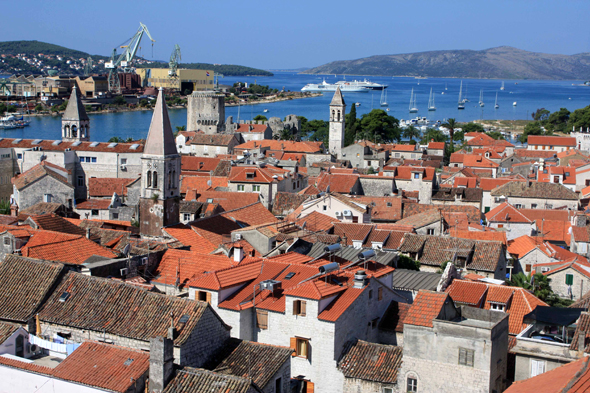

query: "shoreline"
left=20, top=92, right=323, bottom=118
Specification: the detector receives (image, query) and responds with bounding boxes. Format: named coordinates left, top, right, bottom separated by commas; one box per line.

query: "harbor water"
left=3, top=72, right=590, bottom=142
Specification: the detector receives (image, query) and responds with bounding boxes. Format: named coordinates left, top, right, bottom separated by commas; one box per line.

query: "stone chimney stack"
left=149, top=336, right=174, bottom=393
left=578, top=330, right=586, bottom=357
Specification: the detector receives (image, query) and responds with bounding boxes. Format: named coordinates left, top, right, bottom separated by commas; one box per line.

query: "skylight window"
left=179, top=314, right=190, bottom=324
left=72, top=141, right=82, bottom=146
left=59, top=292, right=70, bottom=302
left=90, top=142, right=99, bottom=147
left=52, top=140, right=61, bottom=146
left=285, top=272, right=296, bottom=280
left=12, top=139, right=22, bottom=144
left=123, top=358, right=134, bottom=366
left=32, top=139, right=42, bottom=145
left=130, top=144, right=139, bottom=150
left=108, top=142, right=118, bottom=148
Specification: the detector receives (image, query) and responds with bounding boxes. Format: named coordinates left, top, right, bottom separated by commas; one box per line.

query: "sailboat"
left=462, top=84, right=469, bottom=103
left=495, top=92, right=499, bottom=109
left=409, top=88, right=418, bottom=113
left=428, top=88, right=436, bottom=111
left=500, top=81, right=505, bottom=91
left=479, top=89, right=485, bottom=107
left=458, top=81, right=465, bottom=110
left=380, top=89, right=388, bottom=107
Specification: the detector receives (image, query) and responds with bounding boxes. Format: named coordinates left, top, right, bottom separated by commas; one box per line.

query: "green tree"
left=113, top=95, right=127, bottom=106
left=453, top=130, right=465, bottom=142
left=442, top=118, right=459, bottom=150
left=253, top=114, right=267, bottom=122
left=307, top=119, right=330, bottom=144
left=358, top=109, right=401, bottom=142
left=0, top=200, right=10, bottom=215
left=344, top=104, right=359, bottom=146
left=519, top=121, right=544, bottom=144
left=108, top=136, right=133, bottom=143
left=175, top=125, right=186, bottom=132
left=460, top=122, right=484, bottom=134
left=532, top=108, right=551, bottom=121
left=0, top=102, right=6, bottom=114
left=403, top=125, right=421, bottom=143
left=568, top=105, right=590, bottom=132
left=486, top=131, right=505, bottom=140
left=277, top=128, right=295, bottom=141
left=506, top=272, right=572, bottom=307
left=34, top=104, right=44, bottom=112
left=420, top=128, right=447, bottom=144
left=546, top=108, right=570, bottom=133
left=397, top=255, right=421, bottom=271
left=58, top=100, right=68, bottom=111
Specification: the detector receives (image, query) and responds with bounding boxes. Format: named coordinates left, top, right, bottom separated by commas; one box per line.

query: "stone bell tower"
left=329, top=87, right=346, bottom=158
left=62, top=85, right=90, bottom=142
left=139, top=88, right=180, bottom=237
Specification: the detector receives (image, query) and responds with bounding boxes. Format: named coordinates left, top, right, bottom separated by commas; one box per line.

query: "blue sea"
left=3, top=72, right=590, bottom=142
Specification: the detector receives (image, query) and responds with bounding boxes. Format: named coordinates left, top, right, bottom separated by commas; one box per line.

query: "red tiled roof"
left=181, top=175, right=228, bottom=194
left=467, top=133, right=514, bottom=148
left=181, top=156, right=222, bottom=172
left=295, top=211, right=339, bottom=232
left=0, top=138, right=143, bottom=153
left=390, top=166, right=436, bottom=181
left=485, top=202, right=532, bottom=223
left=315, top=173, right=360, bottom=194
left=235, top=123, right=269, bottom=133
left=347, top=196, right=403, bottom=221
left=504, top=352, right=590, bottom=393
left=452, top=230, right=508, bottom=245
left=163, top=226, right=217, bottom=253
left=403, top=290, right=450, bottom=328
left=507, top=235, right=550, bottom=259
left=75, top=199, right=112, bottom=210
left=528, top=135, right=576, bottom=147
left=428, top=142, right=445, bottom=150
left=234, top=140, right=324, bottom=153
left=0, top=353, right=53, bottom=375
left=12, top=161, right=72, bottom=190
left=447, top=280, right=488, bottom=306
left=88, top=177, right=136, bottom=197
left=152, top=249, right=235, bottom=289
left=51, top=341, right=149, bottom=393
left=338, top=340, right=403, bottom=383
left=21, top=230, right=118, bottom=265
left=229, top=165, right=290, bottom=184
left=193, top=190, right=260, bottom=212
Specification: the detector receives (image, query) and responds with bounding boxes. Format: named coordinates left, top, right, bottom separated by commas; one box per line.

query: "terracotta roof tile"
left=447, top=280, right=488, bottom=306
left=0, top=321, right=19, bottom=344
left=485, top=202, right=532, bottom=223
left=88, top=177, right=136, bottom=197
left=27, top=213, right=87, bottom=236
left=528, top=135, right=576, bottom=147
left=234, top=139, right=324, bottom=154
left=491, top=181, right=578, bottom=200
left=315, top=173, right=360, bottom=193
left=181, top=175, right=228, bottom=194
left=338, top=340, right=402, bottom=383
left=194, top=190, right=260, bottom=213
left=163, top=367, right=255, bottom=393
left=51, top=341, right=149, bottom=393
left=12, top=161, right=72, bottom=190
left=294, top=211, right=339, bottom=232
left=403, top=290, right=450, bottom=328
left=163, top=226, right=217, bottom=253
left=0, top=255, right=64, bottom=322
left=39, top=272, right=221, bottom=346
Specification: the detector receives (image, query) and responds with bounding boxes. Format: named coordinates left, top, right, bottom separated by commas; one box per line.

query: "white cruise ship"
left=301, top=80, right=370, bottom=93
left=335, top=79, right=388, bottom=90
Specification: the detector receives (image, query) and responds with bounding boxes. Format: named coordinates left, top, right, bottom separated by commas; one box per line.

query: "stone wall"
left=187, top=92, right=225, bottom=133
left=16, top=175, right=74, bottom=210
left=343, top=378, right=397, bottom=393
left=547, top=267, right=589, bottom=301
left=359, top=177, right=394, bottom=197
left=487, top=222, right=534, bottom=241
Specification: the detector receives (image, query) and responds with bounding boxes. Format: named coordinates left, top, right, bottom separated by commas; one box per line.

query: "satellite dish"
left=122, top=244, right=131, bottom=256
left=207, top=180, right=212, bottom=186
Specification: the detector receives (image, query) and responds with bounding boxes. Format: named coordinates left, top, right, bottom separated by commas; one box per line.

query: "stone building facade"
left=329, top=88, right=346, bottom=158
left=187, top=91, right=226, bottom=133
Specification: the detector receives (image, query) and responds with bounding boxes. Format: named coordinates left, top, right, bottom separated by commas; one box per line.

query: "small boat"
left=409, top=88, right=418, bottom=113
left=513, top=101, right=517, bottom=106
left=380, top=89, right=388, bottom=107
left=479, top=89, right=484, bottom=107
left=386, top=108, right=390, bottom=112
left=445, top=83, right=448, bottom=91
left=355, top=102, right=361, bottom=107
left=458, top=81, right=465, bottom=110
left=500, top=81, right=505, bottom=91
left=441, top=91, right=445, bottom=95
left=263, top=109, right=269, bottom=113
left=494, top=92, right=499, bottom=109
left=428, top=88, right=436, bottom=111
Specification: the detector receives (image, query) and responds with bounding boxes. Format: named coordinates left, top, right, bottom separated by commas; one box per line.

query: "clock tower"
left=139, top=88, right=180, bottom=237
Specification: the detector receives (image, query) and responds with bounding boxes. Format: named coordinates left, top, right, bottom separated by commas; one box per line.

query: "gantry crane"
left=168, top=44, right=181, bottom=78
left=105, top=22, right=155, bottom=94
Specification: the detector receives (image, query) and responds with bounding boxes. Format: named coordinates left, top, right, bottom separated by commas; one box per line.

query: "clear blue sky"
left=3, top=0, right=589, bottom=69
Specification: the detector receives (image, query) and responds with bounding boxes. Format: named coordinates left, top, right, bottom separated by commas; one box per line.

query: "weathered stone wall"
left=514, top=353, right=571, bottom=382
left=490, top=196, right=578, bottom=211
left=487, top=222, right=534, bottom=241
left=179, top=305, right=231, bottom=367
left=16, top=176, right=74, bottom=210
left=547, top=267, right=589, bottom=301
left=187, top=92, right=226, bottom=133
left=343, top=378, right=397, bottom=393
left=359, top=177, right=394, bottom=197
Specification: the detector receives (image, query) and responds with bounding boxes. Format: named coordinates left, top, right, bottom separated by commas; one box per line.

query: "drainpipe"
left=116, top=153, right=119, bottom=178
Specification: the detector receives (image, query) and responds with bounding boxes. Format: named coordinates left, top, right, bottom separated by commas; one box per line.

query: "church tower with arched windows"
left=139, top=88, right=180, bottom=237
left=329, top=87, right=346, bottom=158
left=62, top=85, right=90, bottom=142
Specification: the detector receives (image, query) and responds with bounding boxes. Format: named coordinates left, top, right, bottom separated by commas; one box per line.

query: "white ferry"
left=301, top=80, right=370, bottom=93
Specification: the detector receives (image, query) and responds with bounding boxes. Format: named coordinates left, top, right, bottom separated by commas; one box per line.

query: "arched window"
left=64, top=125, right=70, bottom=138
left=153, top=171, right=158, bottom=188
left=71, top=125, right=77, bottom=138
left=147, top=170, right=152, bottom=187
left=331, top=110, right=335, bottom=121
left=337, top=111, right=340, bottom=122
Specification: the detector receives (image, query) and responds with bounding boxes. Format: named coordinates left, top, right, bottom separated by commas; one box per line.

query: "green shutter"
left=566, top=274, right=573, bottom=286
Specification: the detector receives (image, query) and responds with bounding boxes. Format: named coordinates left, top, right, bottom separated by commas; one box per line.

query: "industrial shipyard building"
left=136, top=68, right=215, bottom=93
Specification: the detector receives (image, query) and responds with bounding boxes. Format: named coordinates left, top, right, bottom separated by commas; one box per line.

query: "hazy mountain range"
left=302, top=46, right=590, bottom=80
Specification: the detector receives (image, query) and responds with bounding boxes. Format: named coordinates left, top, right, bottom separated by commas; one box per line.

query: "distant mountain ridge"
left=303, top=46, right=590, bottom=80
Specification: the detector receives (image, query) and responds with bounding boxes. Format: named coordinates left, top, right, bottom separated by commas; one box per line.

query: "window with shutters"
left=407, top=377, right=418, bottom=392
left=378, top=287, right=383, bottom=301
left=458, top=347, right=475, bottom=367
left=291, top=337, right=309, bottom=359
left=196, top=291, right=211, bottom=304
left=293, top=300, right=307, bottom=316
left=531, top=359, right=546, bottom=377
left=566, top=274, right=574, bottom=286
left=256, top=309, right=268, bottom=330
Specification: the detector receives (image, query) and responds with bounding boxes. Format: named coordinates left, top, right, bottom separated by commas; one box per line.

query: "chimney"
left=578, top=331, right=586, bottom=357
left=10, top=203, right=18, bottom=217
left=234, top=245, right=244, bottom=263
left=149, top=336, right=174, bottom=393
left=86, top=228, right=91, bottom=239
left=353, top=270, right=367, bottom=289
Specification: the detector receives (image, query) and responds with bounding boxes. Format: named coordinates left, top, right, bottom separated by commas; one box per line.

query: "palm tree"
left=442, top=118, right=458, bottom=150
left=403, top=125, right=421, bottom=143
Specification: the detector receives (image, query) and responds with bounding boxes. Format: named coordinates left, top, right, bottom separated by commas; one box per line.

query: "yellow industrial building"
left=136, top=68, right=215, bottom=93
